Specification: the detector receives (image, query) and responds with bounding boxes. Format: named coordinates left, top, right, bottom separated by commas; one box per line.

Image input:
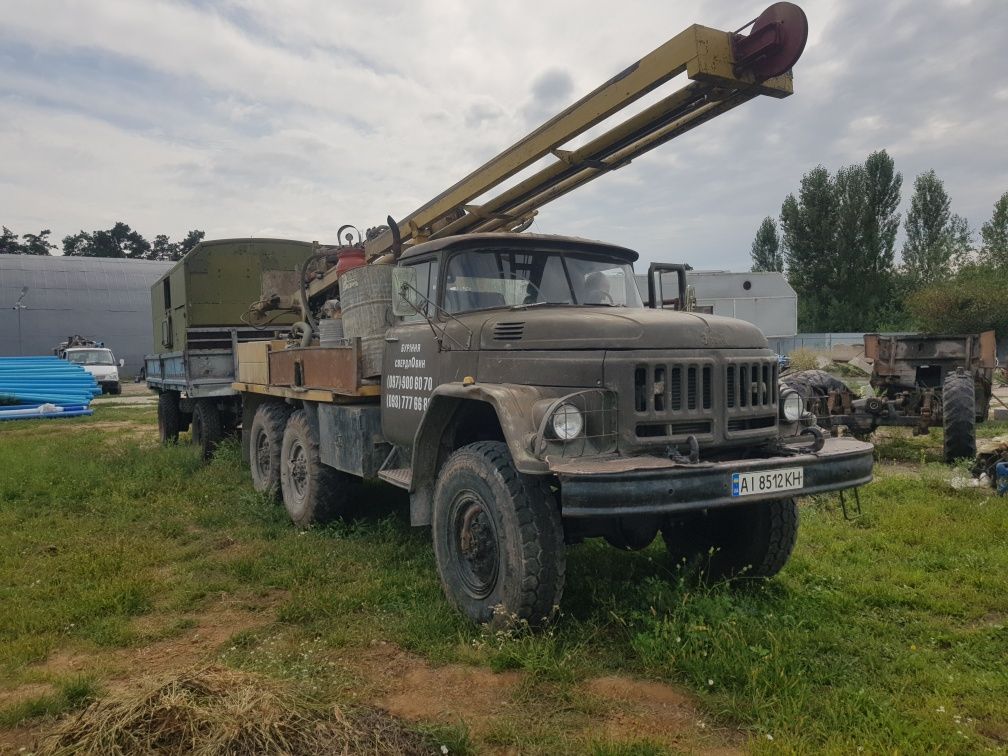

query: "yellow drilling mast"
left=288, top=3, right=808, bottom=310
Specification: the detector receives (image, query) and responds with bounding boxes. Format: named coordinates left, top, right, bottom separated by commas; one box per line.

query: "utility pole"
left=13, top=286, right=28, bottom=356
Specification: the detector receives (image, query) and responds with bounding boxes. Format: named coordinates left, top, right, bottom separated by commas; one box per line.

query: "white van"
left=64, top=347, right=124, bottom=395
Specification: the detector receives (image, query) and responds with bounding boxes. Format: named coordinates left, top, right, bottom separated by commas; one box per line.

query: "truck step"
left=378, top=467, right=412, bottom=490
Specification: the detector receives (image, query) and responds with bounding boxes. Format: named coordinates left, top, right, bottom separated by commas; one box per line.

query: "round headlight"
left=551, top=403, right=584, bottom=441
left=781, top=390, right=804, bottom=422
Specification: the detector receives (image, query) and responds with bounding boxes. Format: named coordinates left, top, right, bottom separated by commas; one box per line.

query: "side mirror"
left=391, top=267, right=422, bottom=317
left=647, top=263, right=692, bottom=310
left=119, top=358, right=125, bottom=367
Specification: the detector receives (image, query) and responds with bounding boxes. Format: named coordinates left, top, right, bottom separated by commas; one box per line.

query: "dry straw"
left=40, top=666, right=431, bottom=756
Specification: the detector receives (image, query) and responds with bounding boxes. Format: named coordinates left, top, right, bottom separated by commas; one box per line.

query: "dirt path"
left=0, top=600, right=741, bottom=754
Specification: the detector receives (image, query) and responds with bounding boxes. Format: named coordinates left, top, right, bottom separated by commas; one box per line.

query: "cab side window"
left=402, top=260, right=439, bottom=323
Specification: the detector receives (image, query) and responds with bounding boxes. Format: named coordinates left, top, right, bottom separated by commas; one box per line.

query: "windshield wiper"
left=510, top=301, right=573, bottom=311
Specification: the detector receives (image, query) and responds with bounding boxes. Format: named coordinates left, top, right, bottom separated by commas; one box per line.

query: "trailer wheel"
left=280, top=409, right=356, bottom=526
left=191, top=400, right=223, bottom=460
left=662, top=498, right=798, bottom=582
left=157, top=391, right=181, bottom=444
left=432, top=441, right=565, bottom=628
left=942, top=368, right=977, bottom=463
left=250, top=402, right=291, bottom=499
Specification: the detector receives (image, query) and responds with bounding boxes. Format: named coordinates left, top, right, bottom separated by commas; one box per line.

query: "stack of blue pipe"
left=0, top=356, right=101, bottom=421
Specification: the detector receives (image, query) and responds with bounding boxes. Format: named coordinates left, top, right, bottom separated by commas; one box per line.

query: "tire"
left=780, top=369, right=850, bottom=400
left=279, top=409, right=357, bottom=526
left=250, top=402, right=291, bottom=499
left=191, top=400, right=224, bottom=461
left=662, top=498, right=798, bottom=582
left=111, top=382, right=121, bottom=396
left=943, top=368, right=976, bottom=463
left=432, top=441, right=565, bottom=628
left=157, top=391, right=181, bottom=444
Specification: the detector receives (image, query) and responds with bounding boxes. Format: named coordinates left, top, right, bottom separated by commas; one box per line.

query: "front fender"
left=407, top=382, right=560, bottom=526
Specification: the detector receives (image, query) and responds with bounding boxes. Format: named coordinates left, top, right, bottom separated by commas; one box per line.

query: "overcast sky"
left=1, top=0, right=1006, bottom=269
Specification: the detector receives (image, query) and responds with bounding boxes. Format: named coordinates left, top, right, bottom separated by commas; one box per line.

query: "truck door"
left=382, top=259, right=441, bottom=448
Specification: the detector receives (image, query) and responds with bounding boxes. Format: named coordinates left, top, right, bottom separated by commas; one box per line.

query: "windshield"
left=443, top=249, right=643, bottom=314
left=66, top=349, right=114, bottom=366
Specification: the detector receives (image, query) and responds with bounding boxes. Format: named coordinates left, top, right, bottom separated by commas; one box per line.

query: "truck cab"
left=63, top=347, right=123, bottom=395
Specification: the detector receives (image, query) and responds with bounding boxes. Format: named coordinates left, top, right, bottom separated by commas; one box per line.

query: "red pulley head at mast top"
left=732, top=2, right=809, bottom=80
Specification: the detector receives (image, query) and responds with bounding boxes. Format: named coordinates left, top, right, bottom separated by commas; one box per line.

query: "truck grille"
left=633, top=364, right=712, bottom=413
left=632, top=360, right=715, bottom=440
left=725, top=361, right=777, bottom=410
left=621, top=355, right=778, bottom=447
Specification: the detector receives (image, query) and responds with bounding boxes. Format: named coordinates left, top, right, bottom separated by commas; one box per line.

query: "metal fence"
left=767, top=333, right=871, bottom=355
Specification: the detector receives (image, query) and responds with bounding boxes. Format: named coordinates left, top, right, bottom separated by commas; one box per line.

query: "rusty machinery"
left=785, top=332, right=998, bottom=463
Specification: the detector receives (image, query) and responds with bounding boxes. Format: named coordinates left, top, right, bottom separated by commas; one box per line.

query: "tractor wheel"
left=157, top=391, right=181, bottom=445
left=661, top=498, right=798, bottom=582
left=279, top=409, right=357, bottom=526
left=943, top=368, right=977, bottom=464
left=432, top=441, right=565, bottom=628
left=191, top=400, right=223, bottom=461
left=249, top=402, right=291, bottom=499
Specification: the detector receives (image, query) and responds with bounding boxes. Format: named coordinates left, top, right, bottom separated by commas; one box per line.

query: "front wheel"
left=432, top=441, right=565, bottom=627
left=662, top=498, right=798, bottom=582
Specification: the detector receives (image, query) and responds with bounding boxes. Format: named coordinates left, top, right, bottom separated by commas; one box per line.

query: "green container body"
left=150, top=238, right=316, bottom=354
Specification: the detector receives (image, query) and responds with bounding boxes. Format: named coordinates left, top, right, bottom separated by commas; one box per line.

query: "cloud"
left=0, top=0, right=1005, bottom=271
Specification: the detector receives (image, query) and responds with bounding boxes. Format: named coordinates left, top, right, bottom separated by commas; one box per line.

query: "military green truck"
left=233, top=234, right=874, bottom=626
left=146, top=238, right=318, bottom=458
left=164, top=3, right=873, bottom=626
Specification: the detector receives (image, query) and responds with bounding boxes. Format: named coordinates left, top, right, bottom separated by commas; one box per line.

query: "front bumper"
left=553, top=436, right=873, bottom=518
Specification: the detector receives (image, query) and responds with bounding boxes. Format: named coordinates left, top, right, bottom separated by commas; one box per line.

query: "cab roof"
left=399, top=233, right=639, bottom=263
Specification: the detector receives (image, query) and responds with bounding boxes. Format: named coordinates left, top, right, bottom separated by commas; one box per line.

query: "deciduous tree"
left=779, top=151, right=903, bottom=331
left=902, top=170, right=969, bottom=284
left=20, top=229, right=56, bottom=255
left=177, top=229, right=205, bottom=259
left=979, top=191, right=1008, bottom=269
left=1, top=226, right=22, bottom=254
left=750, top=217, right=782, bottom=272
left=780, top=166, right=837, bottom=330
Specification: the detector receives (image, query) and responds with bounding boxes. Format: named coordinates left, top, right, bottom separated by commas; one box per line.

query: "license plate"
left=731, top=467, right=804, bottom=497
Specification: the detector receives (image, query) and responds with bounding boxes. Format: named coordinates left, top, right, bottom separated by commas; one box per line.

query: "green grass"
left=1, top=411, right=1007, bottom=752
left=0, top=676, right=98, bottom=728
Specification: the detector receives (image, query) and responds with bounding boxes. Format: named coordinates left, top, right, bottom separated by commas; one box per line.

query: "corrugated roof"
left=0, top=255, right=174, bottom=370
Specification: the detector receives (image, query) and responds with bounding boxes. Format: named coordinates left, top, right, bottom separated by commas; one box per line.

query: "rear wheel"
left=661, top=498, right=798, bottom=582
left=250, top=402, right=291, bottom=499
left=280, top=409, right=357, bottom=526
left=943, top=369, right=976, bottom=463
left=432, top=441, right=565, bottom=628
left=157, top=391, right=181, bottom=444
left=191, top=400, right=223, bottom=460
